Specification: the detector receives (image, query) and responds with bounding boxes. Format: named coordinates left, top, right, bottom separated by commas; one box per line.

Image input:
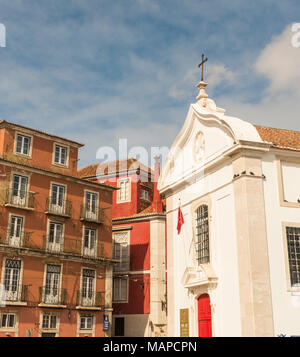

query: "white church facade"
left=158, top=79, right=300, bottom=337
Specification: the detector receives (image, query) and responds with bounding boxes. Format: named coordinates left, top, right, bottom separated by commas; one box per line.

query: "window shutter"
left=113, top=279, right=120, bottom=301
left=121, top=278, right=127, bottom=301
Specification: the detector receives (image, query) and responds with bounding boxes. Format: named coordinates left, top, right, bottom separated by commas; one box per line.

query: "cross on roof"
left=198, top=54, right=208, bottom=82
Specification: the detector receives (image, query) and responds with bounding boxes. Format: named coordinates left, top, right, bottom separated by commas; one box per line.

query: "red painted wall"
left=98, top=173, right=153, bottom=219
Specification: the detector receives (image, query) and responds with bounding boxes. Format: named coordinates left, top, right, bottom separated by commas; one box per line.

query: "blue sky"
left=0, top=0, right=299, bottom=168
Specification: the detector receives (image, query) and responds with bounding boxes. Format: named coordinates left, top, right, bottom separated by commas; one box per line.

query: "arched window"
left=195, top=205, right=209, bottom=264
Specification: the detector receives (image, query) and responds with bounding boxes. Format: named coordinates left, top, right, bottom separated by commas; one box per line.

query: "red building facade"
left=0, top=120, right=116, bottom=337
left=78, top=158, right=167, bottom=337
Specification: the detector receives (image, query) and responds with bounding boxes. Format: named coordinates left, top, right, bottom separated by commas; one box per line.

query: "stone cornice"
left=0, top=157, right=117, bottom=192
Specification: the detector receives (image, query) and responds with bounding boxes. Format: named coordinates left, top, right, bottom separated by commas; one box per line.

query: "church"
left=158, top=60, right=300, bottom=337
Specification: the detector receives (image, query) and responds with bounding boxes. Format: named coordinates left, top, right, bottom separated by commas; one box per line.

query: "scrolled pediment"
left=181, top=264, right=218, bottom=289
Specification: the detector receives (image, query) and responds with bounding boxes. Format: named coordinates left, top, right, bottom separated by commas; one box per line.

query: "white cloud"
left=213, top=23, right=300, bottom=131
left=255, top=24, right=300, bottom=97
left=169, top=63, right=237, bottom=100
left=206, top=64, right=237, bottom=89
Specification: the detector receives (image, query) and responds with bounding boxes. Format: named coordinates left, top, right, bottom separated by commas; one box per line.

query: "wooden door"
left=198, top=293, right=212, bottom=337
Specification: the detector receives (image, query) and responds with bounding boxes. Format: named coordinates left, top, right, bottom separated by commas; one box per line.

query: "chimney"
left=152, top=156, right=163, bottom=213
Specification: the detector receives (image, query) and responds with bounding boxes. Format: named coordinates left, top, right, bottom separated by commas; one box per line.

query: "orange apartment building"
left=0, top=120, right=116, bottom=337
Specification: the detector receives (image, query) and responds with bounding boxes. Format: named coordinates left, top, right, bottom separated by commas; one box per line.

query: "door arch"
left=197, top=293, right=212, bottom=337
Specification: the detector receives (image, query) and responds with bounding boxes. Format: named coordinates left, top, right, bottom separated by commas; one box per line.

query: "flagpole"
left=178, top=199, right=188, bottom=268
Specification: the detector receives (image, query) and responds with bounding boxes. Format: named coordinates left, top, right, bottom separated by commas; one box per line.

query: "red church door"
left=198, top=293, right=212, bottom=337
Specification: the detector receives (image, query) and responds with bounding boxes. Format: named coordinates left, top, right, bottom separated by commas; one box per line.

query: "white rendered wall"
left=166, top=162, right=242, bottom=336
left=262, top=154, right=300, bottom=336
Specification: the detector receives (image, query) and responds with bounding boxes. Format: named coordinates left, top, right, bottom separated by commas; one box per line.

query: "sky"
left=0, top=0, right=299, bottom=168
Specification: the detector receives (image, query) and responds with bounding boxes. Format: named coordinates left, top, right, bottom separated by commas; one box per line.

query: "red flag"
left=177, top=206, right=184, bottom=235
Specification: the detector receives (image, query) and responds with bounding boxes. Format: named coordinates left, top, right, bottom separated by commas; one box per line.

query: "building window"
left=79, top=315, right=93, bottom=330
left=54, top=144, right=68, bottom=166
left=195, top=205, right=209, bottom=265
left=16, top=134, right=31, bottom=156
left=1, top=313, right=16, bottom=328
left=42, top=313, right=57, bottom=329
left=141, top=189, right=149, bottom=201
left=44, top=264, right=61, bottom=305
left=47, top=221, right=63, bottom=253
left=113, top=277, right=128, bottom=302
left=12, top=174, right=28, bottom=205
left=114, top=317, right=125, bottom=336
left=81, top=269, right=95, bottom=306
left=84, top=191, right=98, bottom=219
left=113, top=232, right=129, bottom=271
left=286, top=227, right=300, bottom=287
left=50, top=184, right=65, bottom=211
left=117, top=178, right=131, bottom=203
left=8, top=215, right=23, bottom=247
left=83, top=228, right=96, bottom=257
left=3, top=259, right=21, bottom=301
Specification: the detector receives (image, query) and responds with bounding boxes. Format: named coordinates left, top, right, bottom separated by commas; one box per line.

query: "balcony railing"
left=45, top=197, right=72, bottom=217
left=113, top=258, right=130, bottom=272
left=80, top=205, right=104, bottom=224
left=77, top=290, right=102, bottom=308
left=0, top=229, right=106, bottom=261
left=5, top=189, right=35, bottom=209
left=39, top=286, right=67, bottom=306
left=43, top=235, right=64, bottom=254
left=3, top=284, right=28, bottom=303
left=82, top=245, right=97, bottom=258
left=0, top=229, right=31, bottom=248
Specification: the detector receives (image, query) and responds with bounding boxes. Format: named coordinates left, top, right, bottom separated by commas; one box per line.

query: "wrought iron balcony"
left=43, top=235, right=64, bottom=254
left=5, top=188, right=34, bottom=209
left=39, top=286, right=67, bottom=306
left=0, top=229, right=31, bottom=249
left=45, top=197, right=72, bottom=217
left=3, top=284, right=28, bottom=303
left=77, top=290, right=102, bottom=308
left=113, top=257, right=130, bottom=272
left=80, top=204, right=104, bottom=224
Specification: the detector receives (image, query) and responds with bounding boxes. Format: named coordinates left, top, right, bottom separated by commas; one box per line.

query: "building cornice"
left=113, top=212, right=165, bottom=224
left=0, top=157, right=117, bottom=192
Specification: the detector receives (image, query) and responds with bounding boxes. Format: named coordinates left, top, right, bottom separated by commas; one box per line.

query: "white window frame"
left=52, top=142, right=69, bottom=167
left=282, top=222, right=300, bottom=292
left=79, top=315, right=94, bottom=330
left=10, top=173, right=29, bottom=207
left=0, top=311, right=19, bottom=334
left=113, top=231, right=130, bottom=272
left=42, top=263, right=63, bottom=306
left=14, top=132, right=33, bottom=158
left=46, top=219, right=65, bottom=253
left=39, top=312, right=60, bottom=336
left=1, top=258, right=23, bottom=303
left=79, top=267, right=96, bottom=307
left=76, top=313, right=96, bottom=336
left=82, top=226, right=98, bottom=258
left=117, top=177, right=131, bottom=203
left=7, top=213, right=25, bottom=247
left=141, top=188, right=150, bottom=201
left=49, top=181, right=67, bottom=213
left=83, top=189, right=99, bottom=220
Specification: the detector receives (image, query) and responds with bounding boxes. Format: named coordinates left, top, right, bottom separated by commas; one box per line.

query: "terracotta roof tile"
left=255, top=125, right=300, bottom=150
left=77, top=158, right=153, bottom=178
